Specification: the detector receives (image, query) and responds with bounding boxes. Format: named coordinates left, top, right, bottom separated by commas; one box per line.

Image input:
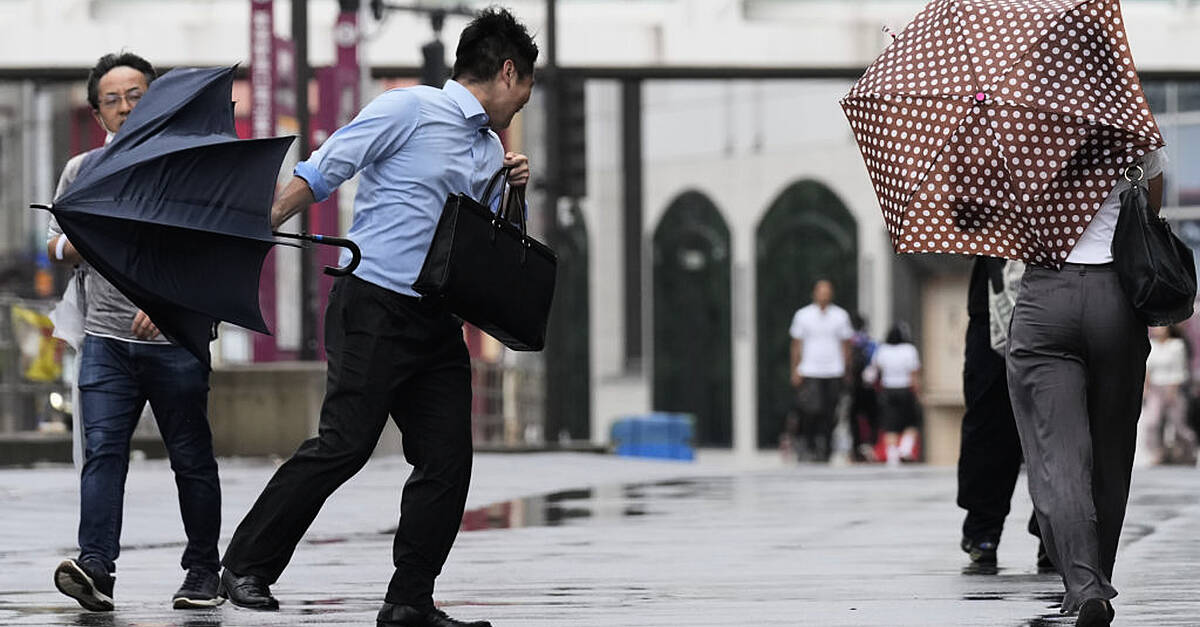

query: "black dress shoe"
left=961, top=537, right=998, bottom=565
left=1075, top=598, right=1115, bottom=627
left=376, top=602, right=492, bottom=627
left=218, top=569, right=279, bottom=610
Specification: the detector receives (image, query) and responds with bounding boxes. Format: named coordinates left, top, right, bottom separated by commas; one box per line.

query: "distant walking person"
left=956, top=257, right=1045, bottom=568
left=847, top=313, right=880, bottom=462
left=1140, top=325, right=1197, bottom=465
left=218, top=9, right=536, bottom=627
left=1008, top=148, right=1168, bottom=626
left=47, top=52, right=223, bottom=612
left=789, top=279, right=854, bottom=462
left=868, top=325, right=921, bottom=466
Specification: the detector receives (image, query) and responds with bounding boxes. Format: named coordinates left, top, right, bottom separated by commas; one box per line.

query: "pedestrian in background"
left=218, top=9, right=536, bottom=627
left=1008, top=148, right=1169, bottom=626
left=788, top=279, right=854, bottom=462
left=847, top=312, right=879, bottom=462
left=867, top=324, right=921, bottom=466
left=956, top=257, right=1046, bottom=569
left=47, top=52, right=223, bottom=612
left=1140, top=325, right=1197, bottom=466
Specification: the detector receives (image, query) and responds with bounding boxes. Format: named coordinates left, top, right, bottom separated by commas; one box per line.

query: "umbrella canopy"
left=841, top=0, right=1164, bottom=267
left=43, top=66, right=295, bottom=367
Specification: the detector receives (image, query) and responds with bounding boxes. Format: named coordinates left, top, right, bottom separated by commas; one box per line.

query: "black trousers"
left=956, top=270, right=1036, bottom=544
left=222, top=276, right=472, bottom=607
left=795, top=377, right=842, bottom=461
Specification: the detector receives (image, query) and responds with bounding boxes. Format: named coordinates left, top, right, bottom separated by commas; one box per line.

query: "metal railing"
left=470, top=359, right=546, bottom=447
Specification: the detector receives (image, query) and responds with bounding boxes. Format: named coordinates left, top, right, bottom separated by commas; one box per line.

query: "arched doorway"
left=652, top=191, right=733, bottom=447
left=756, top=181, right=858, bottom=447
left=544, top=200, right=590, bottom=442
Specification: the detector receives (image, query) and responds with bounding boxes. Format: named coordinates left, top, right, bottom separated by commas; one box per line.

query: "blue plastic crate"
left=611, top=413, right=695, bottom=461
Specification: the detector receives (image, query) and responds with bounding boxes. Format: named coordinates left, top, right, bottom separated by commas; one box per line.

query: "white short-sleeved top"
left=1146, top=337, right=1188, bottom=387
left=1065, top=148, right=1169, bottom=264
left=872, top=343, right=921, bottom=389
left=789, top=304, right=854, bottom=378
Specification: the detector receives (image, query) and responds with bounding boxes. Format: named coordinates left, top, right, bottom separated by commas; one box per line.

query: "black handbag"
left=1112, top=164, right=1197, bottom=327
left=414, top=168, right=557, bottom=351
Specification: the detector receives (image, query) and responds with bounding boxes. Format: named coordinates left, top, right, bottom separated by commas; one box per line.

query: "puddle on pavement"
left=457, top=478, right=723, bottom=532
left=0, top=607, right=225, bottom=626
left=460, top=482, right=648, bottom=526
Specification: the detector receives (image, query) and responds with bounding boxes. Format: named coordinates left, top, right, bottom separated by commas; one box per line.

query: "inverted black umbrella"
left=32, top=65, right=358, bottom=368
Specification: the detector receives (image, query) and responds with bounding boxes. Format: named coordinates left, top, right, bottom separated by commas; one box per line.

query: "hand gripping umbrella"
left=841, top=0, right=1164, bottom=268
left=32, top=65, right=359, bottom=368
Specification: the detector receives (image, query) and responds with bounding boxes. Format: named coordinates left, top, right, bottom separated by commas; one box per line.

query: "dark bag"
left=1112, top=164, right=1197, bottom=327
left=414, top=168, right=557, bottom=351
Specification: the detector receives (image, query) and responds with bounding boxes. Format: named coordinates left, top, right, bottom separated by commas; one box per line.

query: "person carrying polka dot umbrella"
left=841, top=0, right=1163, bottom=269
left=844, top=3, right=1171, bottom=627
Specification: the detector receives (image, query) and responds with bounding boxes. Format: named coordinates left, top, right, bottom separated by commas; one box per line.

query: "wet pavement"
left=1, top=452, right=1197, bottom=626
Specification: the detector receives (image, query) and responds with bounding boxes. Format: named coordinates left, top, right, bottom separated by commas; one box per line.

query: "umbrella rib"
left=949, top=0, right=982, bottom=93
left=58, top=199, right=275, bottom=243
left=980, top=110, right=1054, bottom=263
left=986, top=0, right=1093, bottom=94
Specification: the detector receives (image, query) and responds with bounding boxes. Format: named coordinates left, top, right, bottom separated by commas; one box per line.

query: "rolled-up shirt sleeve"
left=294, top=89, right=422, bottom=202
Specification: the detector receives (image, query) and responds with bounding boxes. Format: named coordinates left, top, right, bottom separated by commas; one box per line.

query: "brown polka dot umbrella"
left=841, top=0, right=1164, bottom=268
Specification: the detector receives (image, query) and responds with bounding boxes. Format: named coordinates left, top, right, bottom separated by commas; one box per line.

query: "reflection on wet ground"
left=3, top=463, right=1199, bottom=626
left=458, top=479, right=711, bottom=532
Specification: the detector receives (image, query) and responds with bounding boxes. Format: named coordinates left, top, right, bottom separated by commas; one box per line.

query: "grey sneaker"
left=173, top=568, right=224, bottom=609
left=53, top=558, right=114, bottom=611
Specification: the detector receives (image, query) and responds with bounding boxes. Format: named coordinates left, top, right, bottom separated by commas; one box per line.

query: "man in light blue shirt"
left=220, top=9, right=535, bottom=627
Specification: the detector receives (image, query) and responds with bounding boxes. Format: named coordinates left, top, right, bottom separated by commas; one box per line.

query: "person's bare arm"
left=1149, top=173, right=1164, bottom=215
left=270, top=177, right=318, bottom=229
left=790, top=338, right=803, bottom=388
left=46, top=235, right=83, bottom=265
left=842, top=339, right=853, bottom=381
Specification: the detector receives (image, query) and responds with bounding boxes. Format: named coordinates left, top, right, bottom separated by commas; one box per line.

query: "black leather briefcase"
left=414, top=168, right=557, bottom=351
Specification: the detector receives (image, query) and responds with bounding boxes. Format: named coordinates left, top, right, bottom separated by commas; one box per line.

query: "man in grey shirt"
left=47, top=52, right=222, bottom=613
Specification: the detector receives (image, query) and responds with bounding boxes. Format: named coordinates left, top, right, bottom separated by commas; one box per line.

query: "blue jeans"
left=77, top=335, right=219, bottom=574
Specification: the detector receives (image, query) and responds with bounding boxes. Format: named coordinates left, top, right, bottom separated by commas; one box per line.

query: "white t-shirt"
left=871, top=343, right=921, bottom=389
left=1065, top=148, right=1169, bottom=264
left=1146, top=337, right=1188, bottom=387
left=789, top=304, right=854, bottom=378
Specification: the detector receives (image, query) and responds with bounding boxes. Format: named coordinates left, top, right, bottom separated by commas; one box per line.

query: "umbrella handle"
left=272, top=232, right=362, bottom=277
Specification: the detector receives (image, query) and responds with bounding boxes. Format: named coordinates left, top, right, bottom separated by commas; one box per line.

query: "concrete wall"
left=208, top=362, right=401, bottom=458
left=919, top=272, right=971, bottom=466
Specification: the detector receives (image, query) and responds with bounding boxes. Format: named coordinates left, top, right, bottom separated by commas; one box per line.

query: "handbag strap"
left=503, top=185, right=528, bottom=233
left=480, top=166, right=510, bottom=210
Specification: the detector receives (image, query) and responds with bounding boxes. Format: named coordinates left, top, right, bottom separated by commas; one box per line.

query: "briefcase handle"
left=480, top=166, right=511, bottom=212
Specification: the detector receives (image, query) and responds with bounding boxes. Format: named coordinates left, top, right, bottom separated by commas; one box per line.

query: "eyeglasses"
left=99, top=89, right=144, bottom=109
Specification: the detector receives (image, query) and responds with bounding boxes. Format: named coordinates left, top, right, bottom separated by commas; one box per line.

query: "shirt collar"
left=443, top=79, right=490, bottom=127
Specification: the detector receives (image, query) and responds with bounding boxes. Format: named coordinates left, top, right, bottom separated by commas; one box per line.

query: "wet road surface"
left=1, top=453, right=1196, bottom=626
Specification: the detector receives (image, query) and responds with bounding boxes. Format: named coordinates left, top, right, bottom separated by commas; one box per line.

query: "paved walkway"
left=0, top=452, right=1196, bottom=626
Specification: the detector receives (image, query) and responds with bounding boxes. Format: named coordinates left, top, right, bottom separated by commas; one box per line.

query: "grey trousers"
left=1006, top=263, right=1148, bottom=612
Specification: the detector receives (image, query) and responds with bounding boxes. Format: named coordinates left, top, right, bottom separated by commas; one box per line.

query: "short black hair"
left=885, top=324, right=908, bottom=345
left=87, top=52, right=156, bottom=110
left=452, top=7, right=538, bottom=83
